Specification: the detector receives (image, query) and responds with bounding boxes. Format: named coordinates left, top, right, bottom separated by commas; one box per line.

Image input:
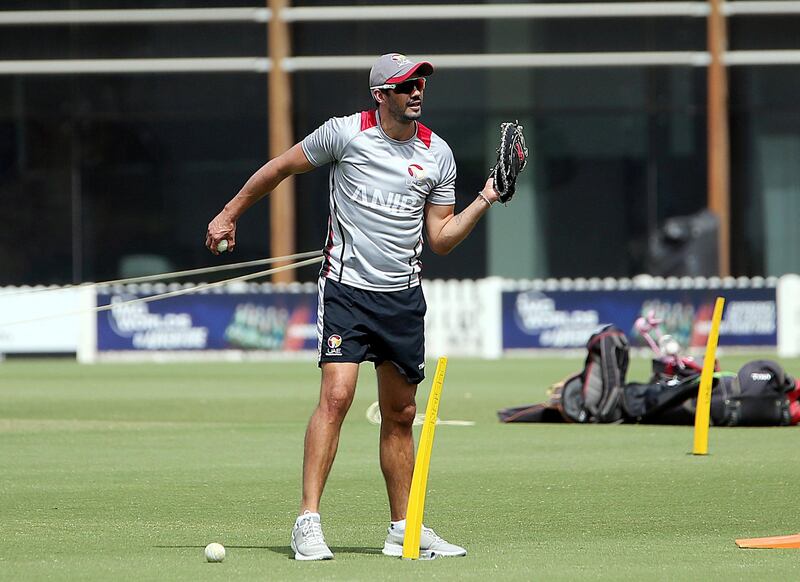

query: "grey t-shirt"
left=301, top=110, right=456, bottom=291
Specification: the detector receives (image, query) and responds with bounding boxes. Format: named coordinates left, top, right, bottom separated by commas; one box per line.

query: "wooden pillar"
left=707, top=0, right=731, bottom=276
left=268, top=0, right=296, bottom=282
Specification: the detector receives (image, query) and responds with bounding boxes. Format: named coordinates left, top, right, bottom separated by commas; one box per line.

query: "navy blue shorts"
left=316, top=278, right=427, bottom=384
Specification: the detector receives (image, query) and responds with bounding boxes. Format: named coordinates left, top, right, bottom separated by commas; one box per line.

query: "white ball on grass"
left=216, top=239, right=229, bottom=253
left=205, top=542, right=226, bottom=563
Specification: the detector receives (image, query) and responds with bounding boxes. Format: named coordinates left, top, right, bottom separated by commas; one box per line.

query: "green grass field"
left=2, top=355, right=800, bottom=581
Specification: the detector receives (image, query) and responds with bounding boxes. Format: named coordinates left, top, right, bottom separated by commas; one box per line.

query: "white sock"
left=391, top=519, right=406, bottom=531
left=297, top=511, right=320, bottom=525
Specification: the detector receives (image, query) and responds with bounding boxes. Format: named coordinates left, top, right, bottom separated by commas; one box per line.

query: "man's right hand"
left=206, top=209, right=237, bottom=255
left=204, top=143, right=314, bottom=256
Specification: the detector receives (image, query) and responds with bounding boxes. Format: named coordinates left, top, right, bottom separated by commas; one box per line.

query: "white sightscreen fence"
left=2, top=275, right=789, bottom=358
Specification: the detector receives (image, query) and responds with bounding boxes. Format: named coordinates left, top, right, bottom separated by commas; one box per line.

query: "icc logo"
left=327, top=334, right=342, bottom=349
left=406, top=163, right=426, bottom=186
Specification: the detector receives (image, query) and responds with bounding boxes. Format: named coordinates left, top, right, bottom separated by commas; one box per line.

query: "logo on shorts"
left=326, top=334, right=343, bottom=356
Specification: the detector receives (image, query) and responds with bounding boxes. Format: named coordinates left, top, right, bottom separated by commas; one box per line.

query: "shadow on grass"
left=155, top=545, right=270, bottom=549
left=329, top=547, right=382, bottom=556
left=267, top=546, right=383, bottom=559
left=155, top=545, right=382, bottom=559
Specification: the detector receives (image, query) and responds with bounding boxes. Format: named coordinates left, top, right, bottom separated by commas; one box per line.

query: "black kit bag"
left=622, top=374, right=702, bottom=424
left=623, top=360, right=795, bottom=427
left=713, top=360, right=796, bottom=426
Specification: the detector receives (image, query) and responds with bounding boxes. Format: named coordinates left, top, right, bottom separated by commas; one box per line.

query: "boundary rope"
left=0, top=255, right=322, bottom=327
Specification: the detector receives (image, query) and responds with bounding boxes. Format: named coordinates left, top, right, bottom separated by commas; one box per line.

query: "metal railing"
left=0, top=57, right=270, bottom=75
left=0, top=3, right=799, bottom=74
left=0, top=8, right=270, bottom=25
left=3, top=2, right=800, bottom=26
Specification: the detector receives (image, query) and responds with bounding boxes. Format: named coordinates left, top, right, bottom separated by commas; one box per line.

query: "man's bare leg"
left=376, top=362, right=417, bottom=520
left=376, top=362, right=468, bottom=558
left=300, top=362, right=359, bottom=514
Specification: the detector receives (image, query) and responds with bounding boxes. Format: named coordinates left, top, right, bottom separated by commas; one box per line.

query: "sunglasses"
left=371, top=77, right=426, bottom=94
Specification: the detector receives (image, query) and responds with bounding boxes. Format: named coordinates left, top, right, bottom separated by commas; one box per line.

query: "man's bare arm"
left=206, top=143, right=315, bottom=254
left=424, top=178, right=498, bottom=256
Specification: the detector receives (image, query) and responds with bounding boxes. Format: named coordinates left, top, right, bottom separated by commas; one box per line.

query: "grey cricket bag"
left=498, top=324, right=630, bottom=424
left=563, top=324, right=630, bottom=422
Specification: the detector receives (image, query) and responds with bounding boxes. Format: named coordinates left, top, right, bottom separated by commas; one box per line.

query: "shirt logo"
left=326, top=334, right=343, bottom=356
left=349, top=184, right=419, bottom=215
left=406, top=163, right=427, bottom=186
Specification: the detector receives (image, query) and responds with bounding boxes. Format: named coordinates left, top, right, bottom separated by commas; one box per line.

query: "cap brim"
left=386, top=61, right=434, bottom=84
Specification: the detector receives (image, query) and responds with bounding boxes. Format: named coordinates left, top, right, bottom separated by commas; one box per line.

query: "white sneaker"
left=291, top=512, right=333, bottom=561
left=382, top=523, right=467, bottom=559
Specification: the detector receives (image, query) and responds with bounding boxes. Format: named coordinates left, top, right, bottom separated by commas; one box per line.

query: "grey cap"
left=369, top=53, right=434, bottom=89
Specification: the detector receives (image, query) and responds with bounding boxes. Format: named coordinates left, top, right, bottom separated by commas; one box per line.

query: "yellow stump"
left=403, top=356, right=447, bottom=560
left=692, top=297, right=725, bottom=455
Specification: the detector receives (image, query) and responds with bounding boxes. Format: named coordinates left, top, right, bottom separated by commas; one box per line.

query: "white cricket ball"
left=216, top=239, right=229, bottom=253
left=204, top=542, right=226, bottom=563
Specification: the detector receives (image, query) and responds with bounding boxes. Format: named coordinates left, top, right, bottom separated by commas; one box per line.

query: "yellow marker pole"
left=692, top=297, right=725, bottom=455
left=403, top=356, right=447, bottom=560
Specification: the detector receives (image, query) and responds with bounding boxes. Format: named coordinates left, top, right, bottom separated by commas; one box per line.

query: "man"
left=206, top=53, right=501, bottom=560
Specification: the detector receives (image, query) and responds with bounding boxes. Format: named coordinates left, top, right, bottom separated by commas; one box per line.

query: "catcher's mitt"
left=490, top=120, right=529, bottom=204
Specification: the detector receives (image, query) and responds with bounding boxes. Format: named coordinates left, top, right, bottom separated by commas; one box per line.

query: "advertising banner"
left=96, top=291, right=318, bottom=353
left=502, top=288, right=777, bottom=350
